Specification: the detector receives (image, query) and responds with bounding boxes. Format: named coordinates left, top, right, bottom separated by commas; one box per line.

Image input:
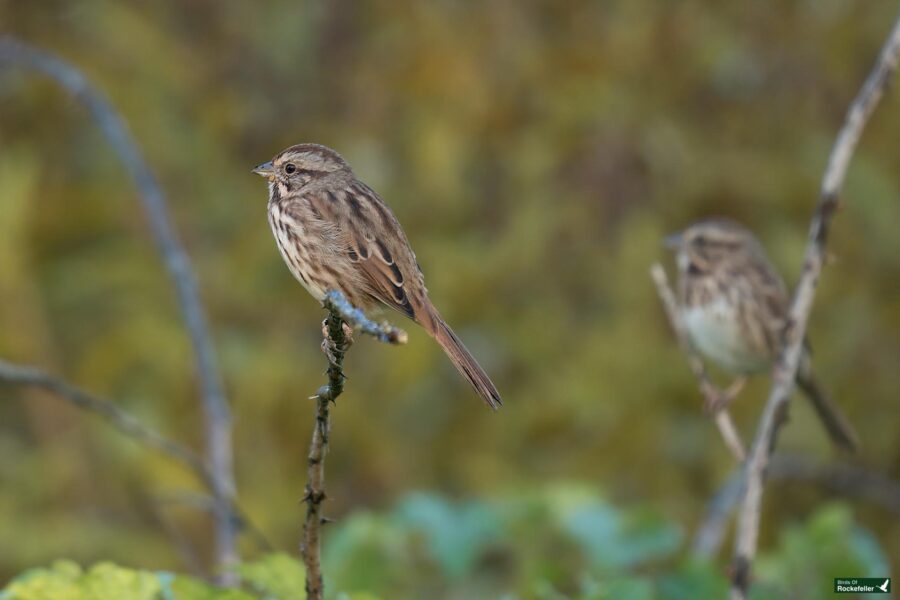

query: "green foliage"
left=235, top=553, right=307, bottom=600
left=750, top=504, right=891, bottom=600
left=394, top=492, right=505, bottom=578
left=321, top=487, right=692, bottom=597
left=164, top=575, right=256, bottom=600
left=561, top=503, right=682, bottom=570
left=0, top=557, right=300, bottom=600
left=1, top=493, right=887, bottom=600
left=1, top=561, right=164, bottom=600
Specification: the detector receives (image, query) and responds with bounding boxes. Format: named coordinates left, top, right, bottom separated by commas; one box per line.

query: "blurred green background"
left=1, top=1, right=898, bottom=598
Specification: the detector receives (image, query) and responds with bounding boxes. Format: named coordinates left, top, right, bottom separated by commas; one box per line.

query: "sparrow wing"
left=303, top=180, right=426, bottom=322
left=744, top=244, right=792, bottom=354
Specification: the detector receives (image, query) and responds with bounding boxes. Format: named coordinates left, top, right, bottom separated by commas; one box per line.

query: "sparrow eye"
left=284, top=163, right=297, bottom=174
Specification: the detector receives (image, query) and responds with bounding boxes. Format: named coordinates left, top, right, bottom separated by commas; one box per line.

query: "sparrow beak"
left=663, top=231, right=683, bottom=250
left=252, top=161, right=275, bottom=180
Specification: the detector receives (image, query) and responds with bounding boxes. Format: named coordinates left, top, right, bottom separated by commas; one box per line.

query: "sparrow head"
left=665, top=218, right=760, bottom=273
left=253, top=143, right=350, bottom=189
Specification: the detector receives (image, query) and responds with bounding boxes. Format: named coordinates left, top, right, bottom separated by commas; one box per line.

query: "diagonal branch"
left=693, top=469, right=745, bottom=560
left=154, top=491, right=273, bottom=554
left=651, top=263, right=747, bottom=462
left=0, top=36, right=237, bottom=583
left=0, top=358, right=270, bottom=556
left=0, top=358, right=208, bottom=478
left=321, top=290, right=409, bottom=345
left=730, top=14, right=900, bottom=599
left=694, top=454, right=900, bottom=559
left=300, top=290, right=405, bottom=600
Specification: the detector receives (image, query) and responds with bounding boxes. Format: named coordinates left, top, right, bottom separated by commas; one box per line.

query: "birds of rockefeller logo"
left=834, top=578, right=891, bottom=593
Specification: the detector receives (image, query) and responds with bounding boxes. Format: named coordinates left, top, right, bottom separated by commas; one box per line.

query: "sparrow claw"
left=702, top=377, right=746, bottom=415
left=320, top=338, right=336, bottom=363
left=320, top=320, right=354, bottom=363
left=704, top=392, right=730, bottom=416
left=341, top=322, right=354, bottom=347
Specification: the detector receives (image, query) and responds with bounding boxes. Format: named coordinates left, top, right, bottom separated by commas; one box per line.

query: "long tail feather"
left=796, top=366, right=859, bottom=452
left=426, top=312, right=501, bottom=410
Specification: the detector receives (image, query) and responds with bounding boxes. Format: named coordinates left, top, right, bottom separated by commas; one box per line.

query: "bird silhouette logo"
left=877, top=579, right=890, bottom=592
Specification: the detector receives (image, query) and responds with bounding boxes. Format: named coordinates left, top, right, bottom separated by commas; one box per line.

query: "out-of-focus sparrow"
left=667, top=218, right=857, bottom=451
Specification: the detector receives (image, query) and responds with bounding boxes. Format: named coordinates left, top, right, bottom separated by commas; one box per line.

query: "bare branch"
left=155, top=491, right=274, bottom=554
left=693, top=470, right=744, bottom=559
left=0, top=358, right=270, bottom=556
left=770, top=454, right=900, bottom=516
left=322, top=290, right=408, bottom=345
left=0, top=358, right=208, bottom=479
left=651, top=263, right=747, bottom=462
left=300, top=291, right=403, bottom=600
left=730, top=14, right=900, bottom=598
left=694, top=455, right=900, bottom=559
left=300, top=312, right=346, bottom=600
left=0, top=37, right=237, bottom=582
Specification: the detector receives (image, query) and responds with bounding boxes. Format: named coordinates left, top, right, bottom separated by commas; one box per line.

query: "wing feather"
left=303, top=182, right=422, bottom=320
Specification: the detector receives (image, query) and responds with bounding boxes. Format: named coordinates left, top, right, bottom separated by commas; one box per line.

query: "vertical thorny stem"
left=297, top=292, right=405, bottom=598
left=301, top=309, right=348, bottom=600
